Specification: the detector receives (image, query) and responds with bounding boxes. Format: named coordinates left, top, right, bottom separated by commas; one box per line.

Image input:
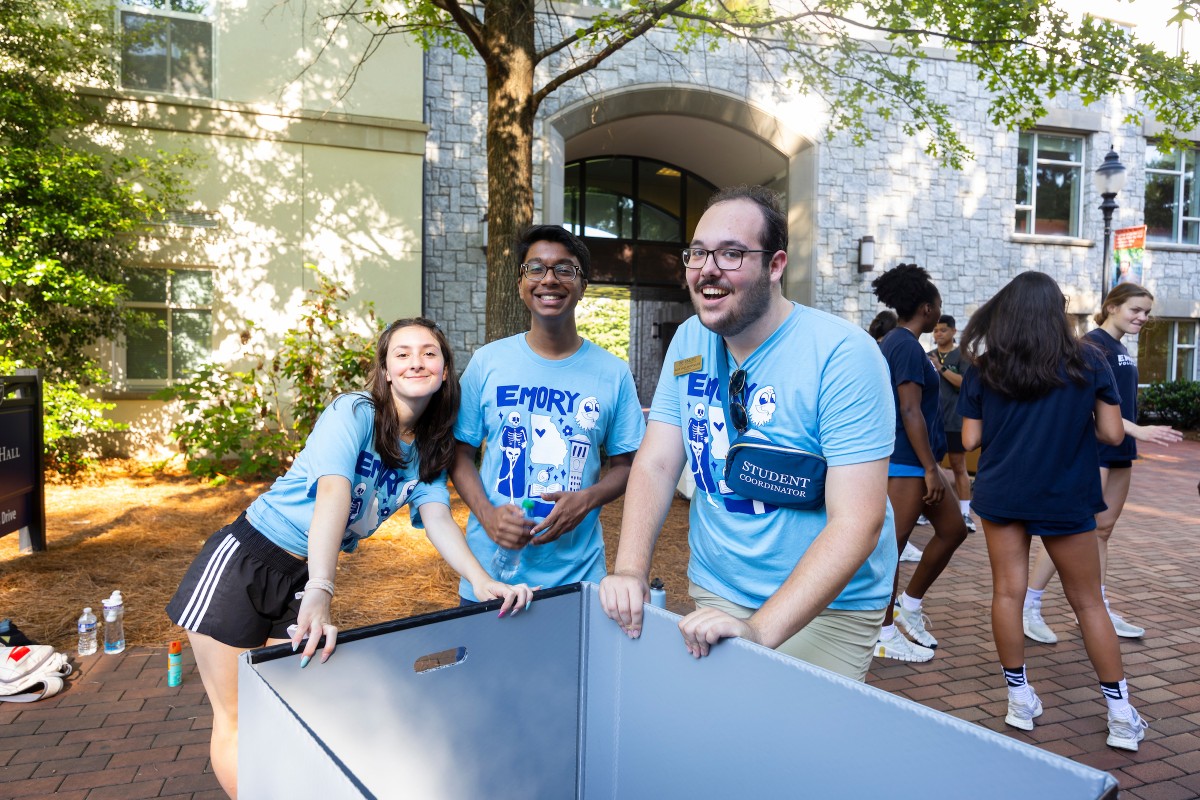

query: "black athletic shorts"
left=945, top=431, right=964, bottom=454
left=1100, top=459, right=1133, bottom=470
left=166, top=513, right=308, bottom=648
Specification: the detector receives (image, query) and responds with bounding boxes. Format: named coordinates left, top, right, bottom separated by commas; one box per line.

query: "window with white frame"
left=1137, top=318, right=1198, bottom=384
left=119, top=1, right=214, bottom=98
left=1015, top=132, right=1084, bottom=237
left=1144, top=143, right=1199, bottom=245
left=121, top=267, right=214, bottom=387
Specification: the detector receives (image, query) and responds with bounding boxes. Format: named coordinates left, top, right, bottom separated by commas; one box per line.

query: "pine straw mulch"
left=0, top=461, right=694, bottom=652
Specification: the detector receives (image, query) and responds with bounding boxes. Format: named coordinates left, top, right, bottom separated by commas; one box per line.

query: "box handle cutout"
left=414, top=647, right=467, bottom=674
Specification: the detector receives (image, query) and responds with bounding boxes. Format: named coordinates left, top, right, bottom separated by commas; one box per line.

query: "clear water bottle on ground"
left=490, top=499, right=536, bottom=582
left=77, top=607, right=98, bottom=656
left=102, top=591, right=125, bottom=655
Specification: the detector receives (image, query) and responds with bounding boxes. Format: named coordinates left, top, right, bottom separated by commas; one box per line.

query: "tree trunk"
left=483, top=0, right=537, bottom=343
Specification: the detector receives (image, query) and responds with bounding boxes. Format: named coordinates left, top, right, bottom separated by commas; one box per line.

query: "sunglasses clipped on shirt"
left=728, top=367, right=749, bottom=433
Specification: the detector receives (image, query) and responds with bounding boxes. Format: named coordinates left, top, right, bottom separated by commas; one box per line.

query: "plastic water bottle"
left=102, top=591, right=125, bottom=655
left=649, top=578, right=667, bottom=608
left=167, top=640, right=182, bottom=687
left=490, top=499, right=536, bottom=582
left=77, top=607, right=98, bottom=656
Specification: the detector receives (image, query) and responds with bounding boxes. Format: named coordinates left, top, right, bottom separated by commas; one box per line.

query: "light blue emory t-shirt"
left=650, top=304, right=897, bottom=610
left=246, top=393, right=450, bottom=557
left=455, top=334, right=646, bottom=600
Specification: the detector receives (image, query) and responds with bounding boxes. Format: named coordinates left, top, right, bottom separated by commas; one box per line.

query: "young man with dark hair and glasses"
left=599, top=185, right=897, bottom=681
left=449, top=224, right=646, bottom=603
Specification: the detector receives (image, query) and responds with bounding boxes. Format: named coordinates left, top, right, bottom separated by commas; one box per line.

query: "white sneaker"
left=1005, top=688, right=1044, bottom=731
left=874, top=627, right=935, bottom=662
left=1107, top=706, right=1149, bottom=751
left=895, top=604, right=938, bottom=649
left=916, top=515, right=930, bottom=526
left=1108, top=610, right=1145, bottom=639
left=1023, top=604, right=1058, bottom=644
left=899, top=541, right=923, bottom=562
left=962, top=513, right=976, bottom=533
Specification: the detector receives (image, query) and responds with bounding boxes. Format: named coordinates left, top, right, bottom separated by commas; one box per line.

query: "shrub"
left=576, top=289, right=630, bottom=361
left=42, top=379, right=128, bottom=476
left=156, top=268, right=379, bottom=481
left=1138, top=380, right=1200, bottom=430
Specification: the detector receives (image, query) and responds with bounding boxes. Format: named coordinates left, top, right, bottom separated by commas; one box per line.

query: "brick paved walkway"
left=0, top=645, right=220, bottom=798
left=1, top=439, right=1196, bottom=798
left=870, top=439, right=1200, bottom=800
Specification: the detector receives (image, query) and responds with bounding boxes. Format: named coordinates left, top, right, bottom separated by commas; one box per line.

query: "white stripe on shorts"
left=178, top=534, right=240, bottom=631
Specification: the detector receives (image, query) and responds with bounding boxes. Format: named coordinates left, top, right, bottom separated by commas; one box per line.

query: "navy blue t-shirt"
left=957, top=348, right=1120, bottom=522
left=1084, top=328, right=1138, bottom=462
left=880, top=327, right=946, bottom=467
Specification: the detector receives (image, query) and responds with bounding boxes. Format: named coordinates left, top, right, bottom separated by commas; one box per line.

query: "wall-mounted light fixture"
left=858, top=236, right=875, bottom=272
left=651, top=322, right=661, bottom=340
left=479, top=213, right=489, bottom=256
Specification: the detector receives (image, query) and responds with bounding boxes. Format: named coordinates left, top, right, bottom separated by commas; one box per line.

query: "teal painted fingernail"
left=525, top=598, right=532, bottom=612
left=300, top=655, right=310, bottom=669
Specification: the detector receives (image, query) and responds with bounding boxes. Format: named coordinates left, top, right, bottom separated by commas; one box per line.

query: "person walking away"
left=959, top=271, right=1148, bottom=751
left=1022, top=284, right=1181, bottom=643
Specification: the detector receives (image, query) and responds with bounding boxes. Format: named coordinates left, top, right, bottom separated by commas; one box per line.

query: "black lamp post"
left=1094, top=147, right=1127, bottom=305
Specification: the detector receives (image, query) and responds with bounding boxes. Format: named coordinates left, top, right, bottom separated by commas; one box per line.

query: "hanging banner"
left=1110, top=225, right=1147, bottom=290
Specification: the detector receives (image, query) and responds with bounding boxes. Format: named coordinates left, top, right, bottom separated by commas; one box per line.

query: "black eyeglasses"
left=728, top=367, right=748, bottom=433
left=681, top=248, right=773, bottom=271
left=520, top=261, right=582, bottom=282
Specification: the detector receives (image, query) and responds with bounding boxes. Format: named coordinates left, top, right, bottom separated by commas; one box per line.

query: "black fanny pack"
left=717, top=344, right=827, bottom=511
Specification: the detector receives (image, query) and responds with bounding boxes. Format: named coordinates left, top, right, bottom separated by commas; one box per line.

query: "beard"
left=690, top=266, right=773, bottom=338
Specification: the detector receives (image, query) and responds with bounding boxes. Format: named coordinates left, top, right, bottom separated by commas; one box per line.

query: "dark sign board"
left=0, top=374, right=45, bottom=551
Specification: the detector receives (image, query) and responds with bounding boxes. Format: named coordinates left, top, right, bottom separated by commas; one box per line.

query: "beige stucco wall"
left=93, top=0, right=426, bottom=456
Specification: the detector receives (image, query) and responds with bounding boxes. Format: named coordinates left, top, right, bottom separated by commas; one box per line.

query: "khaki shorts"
left=689, top=582, right=885, bottom=682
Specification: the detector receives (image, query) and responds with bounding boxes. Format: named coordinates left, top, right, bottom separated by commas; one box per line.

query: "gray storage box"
left=240, top=582, right=1116, bottom=799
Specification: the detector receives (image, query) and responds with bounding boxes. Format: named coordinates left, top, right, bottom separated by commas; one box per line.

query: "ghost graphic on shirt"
left=748, top=385, right=778, bottom=426
left=574, top=396, right=601, bottom=431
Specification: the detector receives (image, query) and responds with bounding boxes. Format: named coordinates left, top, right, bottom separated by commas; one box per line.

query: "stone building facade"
left=423, top=11, right=1199, bottom=401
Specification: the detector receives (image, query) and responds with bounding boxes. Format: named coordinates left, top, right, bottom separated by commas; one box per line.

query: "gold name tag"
left=673, top=355, right=703, bottom=377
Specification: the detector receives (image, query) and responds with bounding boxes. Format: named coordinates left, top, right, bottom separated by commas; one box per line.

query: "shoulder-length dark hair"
left=960, top=271, right=1087, bottom=400
left=364, top=317, right=459, bottom=483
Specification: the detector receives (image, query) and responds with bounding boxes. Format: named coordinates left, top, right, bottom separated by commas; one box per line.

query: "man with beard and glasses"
left=599, top=185, right=897, bottom=681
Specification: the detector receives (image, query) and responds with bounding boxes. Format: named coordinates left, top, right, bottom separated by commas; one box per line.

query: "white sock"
left=880, top=624, right=897, bottom=640
left=1101, top=585, right=1110, bottom=610
left=899, top=593, right=923, bottom=613
left=1024, top=588, right=1045, bottom=610
left=1101, top=679, right=1132, bottom=714
left=959, top=499, right=970, bottom=515
left=1004, top=665, right=1033, bottom=702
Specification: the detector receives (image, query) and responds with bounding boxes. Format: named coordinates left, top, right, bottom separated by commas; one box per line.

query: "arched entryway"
left=543, top=86, right=814, bottom=401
